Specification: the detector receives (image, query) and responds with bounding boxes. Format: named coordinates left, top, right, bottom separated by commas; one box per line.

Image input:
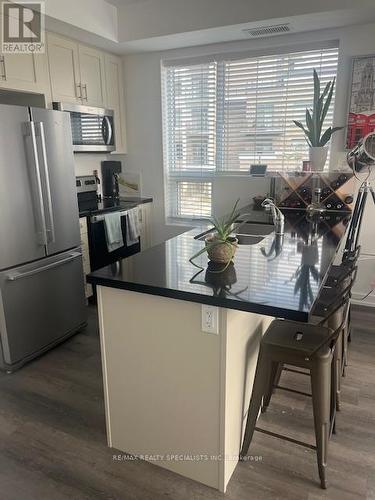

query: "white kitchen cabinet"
left=79, top=217, right=93, bottom=299
left=105, top=53, right=127, bottom=153
left=48, top=34, right=106, bottom=107
left=0, top=15, right=51, bottom=98
left=79, top=45, right=106, bottom=107
left=139, top=203, right=152, bottom=251
left=47, top=33, right=81, bottom=104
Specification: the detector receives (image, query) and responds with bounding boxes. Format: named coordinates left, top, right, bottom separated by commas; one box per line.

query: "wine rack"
left=275, top=172, right=355, bottom=212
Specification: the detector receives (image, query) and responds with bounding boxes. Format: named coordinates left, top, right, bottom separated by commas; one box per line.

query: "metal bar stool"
left=240, top=305, right=347, bottom=489
left=325, top=245, right=360, bottom=347
left=323, top=260, right=358, bottom=379
left=313, top=283, right=353, bottom=411
left=263, top=285, right=350, bottom=424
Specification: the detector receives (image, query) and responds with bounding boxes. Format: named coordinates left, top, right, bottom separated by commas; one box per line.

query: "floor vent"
left=243, top=24, right=291, bottom=37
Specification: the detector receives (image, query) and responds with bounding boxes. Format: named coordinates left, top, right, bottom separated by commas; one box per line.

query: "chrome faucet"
left=261, top=198, right=285, bottom=235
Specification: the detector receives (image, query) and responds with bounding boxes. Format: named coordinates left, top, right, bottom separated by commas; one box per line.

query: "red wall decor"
left=346, top=56, right=375, bottom=149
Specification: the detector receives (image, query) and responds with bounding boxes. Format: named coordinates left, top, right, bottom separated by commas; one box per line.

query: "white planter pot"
left=309, top=146, right=328, bottom=172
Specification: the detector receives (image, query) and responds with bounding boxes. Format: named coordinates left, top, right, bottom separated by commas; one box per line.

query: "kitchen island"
left=88, top=208, right=350, bottom=492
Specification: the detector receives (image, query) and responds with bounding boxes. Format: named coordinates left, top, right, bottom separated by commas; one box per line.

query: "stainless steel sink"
left=234, top=222, right=274, bottom=245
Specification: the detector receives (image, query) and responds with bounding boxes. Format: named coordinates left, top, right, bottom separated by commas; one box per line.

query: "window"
left=177, top=181, right=212, bottom=218
left=162, top=45, right=339, bottom=220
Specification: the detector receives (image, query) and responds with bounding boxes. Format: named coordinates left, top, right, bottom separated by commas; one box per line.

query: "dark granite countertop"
left=79, top=197, right=153, bottom=218
left=87, top=207, right=351, bottom=322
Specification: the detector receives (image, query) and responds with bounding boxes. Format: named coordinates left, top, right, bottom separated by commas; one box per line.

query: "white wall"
left=44, top=0, right=118, bottom=42
left=123, top=23, right=375, bottom=240
left=122, top=21, right=375, bottom=303
left=74, top=154, right=126, bottom=196
left=116, top=0, right=374, bottom=42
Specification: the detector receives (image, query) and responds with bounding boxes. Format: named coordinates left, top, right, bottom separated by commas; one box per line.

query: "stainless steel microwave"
left=52, top=102, right=115, bottom=152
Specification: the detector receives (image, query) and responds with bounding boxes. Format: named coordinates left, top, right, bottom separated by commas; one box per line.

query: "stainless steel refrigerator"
left=0, top=104, right=87, bottom=372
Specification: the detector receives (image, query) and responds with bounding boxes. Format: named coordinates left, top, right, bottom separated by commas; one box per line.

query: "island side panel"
left=97, top=286, right=223, bottom=490
left=221, top=309, right=273, bottom=491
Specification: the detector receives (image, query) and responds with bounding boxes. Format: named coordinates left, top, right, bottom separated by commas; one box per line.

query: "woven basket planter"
left=205, top=235, right=238, bottom=264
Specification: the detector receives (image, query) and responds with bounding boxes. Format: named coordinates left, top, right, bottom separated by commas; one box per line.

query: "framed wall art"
left=346, top=55, right=375, bottom=149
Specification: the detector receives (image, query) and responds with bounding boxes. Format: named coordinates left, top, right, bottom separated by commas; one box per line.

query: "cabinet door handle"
left=83, top=84, right=88, bottom=101
left=76, top=83, right=82, bottom=99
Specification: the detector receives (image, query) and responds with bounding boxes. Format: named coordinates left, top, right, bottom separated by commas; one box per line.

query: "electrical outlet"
left=201, top=305, right=219, bottom=334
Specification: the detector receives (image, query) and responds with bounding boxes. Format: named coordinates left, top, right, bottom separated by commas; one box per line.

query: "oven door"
left=88, top=211, right=140, bottom=271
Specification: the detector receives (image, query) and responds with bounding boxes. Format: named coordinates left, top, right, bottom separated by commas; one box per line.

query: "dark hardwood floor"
left=0, top=304, right=374, bottom=499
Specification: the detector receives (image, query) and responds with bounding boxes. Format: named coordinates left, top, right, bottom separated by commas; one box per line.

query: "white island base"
left=97, top=285, right=273, bottom=492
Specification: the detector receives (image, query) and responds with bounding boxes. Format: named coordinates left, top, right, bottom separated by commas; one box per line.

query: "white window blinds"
left=162, top=45, right=339, bottom=220
left=162, top=62, right=216, bottom=219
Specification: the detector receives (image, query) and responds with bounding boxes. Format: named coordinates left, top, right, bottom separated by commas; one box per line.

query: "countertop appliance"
left=0, top=103, right=87, bottom=372
left=76, top=174, right=100, bottom=214
left=52, top=102, right=115, bottom=153
left=101, top=160, right=121, bottom=200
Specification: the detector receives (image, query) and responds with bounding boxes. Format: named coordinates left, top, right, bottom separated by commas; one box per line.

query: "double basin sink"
left=196, top=220, right=274, bottom=245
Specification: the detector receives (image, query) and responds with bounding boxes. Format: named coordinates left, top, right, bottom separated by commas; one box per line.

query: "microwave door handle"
left=102, top=116, right=112, bottom=145
left=23, top=122, right=48, bottom=246
left=35, top=122, right=55, bottom=244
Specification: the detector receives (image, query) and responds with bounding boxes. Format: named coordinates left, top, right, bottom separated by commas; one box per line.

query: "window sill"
left=166, top=217, right=209, bottom=228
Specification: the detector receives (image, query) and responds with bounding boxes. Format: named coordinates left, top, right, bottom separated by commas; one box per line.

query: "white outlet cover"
left=201, top=305, right=219, bottom=334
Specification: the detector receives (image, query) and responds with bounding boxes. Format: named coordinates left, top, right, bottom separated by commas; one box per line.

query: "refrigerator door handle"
left=23, top=121, right=48, bottom=246
left=35, top=121, right=56, bottom=244
left=6, top=252, right=82, bottom=281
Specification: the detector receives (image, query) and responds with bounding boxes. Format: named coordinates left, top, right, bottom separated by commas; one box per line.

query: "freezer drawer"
left=0, top=250, right=87, bottom=370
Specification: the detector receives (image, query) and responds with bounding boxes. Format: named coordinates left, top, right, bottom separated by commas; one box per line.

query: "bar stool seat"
left=261, top=319, right=335, bottom=355
left=325, top=264, right=354, bottom=287
left=240, top=318, right=343, bottom=489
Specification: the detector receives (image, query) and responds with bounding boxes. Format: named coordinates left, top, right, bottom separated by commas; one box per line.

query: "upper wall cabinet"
left=0, top=15, right=51, bottom=98
left=47, top=34, right=106, bottom=107
left=78, top=45, right=106, bottom=107
left=105, top=54, right=127, bottom=154
left=47, top=33, right=81, bottom=104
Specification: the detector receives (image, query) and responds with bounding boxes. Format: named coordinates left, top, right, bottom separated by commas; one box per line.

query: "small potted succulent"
left=190, top=200, right=242, bottom=271
left=293, top=69, right=343, bottom=171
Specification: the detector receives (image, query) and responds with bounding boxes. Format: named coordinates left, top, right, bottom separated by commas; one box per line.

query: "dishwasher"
left=88, top=210, right=140, bottom=271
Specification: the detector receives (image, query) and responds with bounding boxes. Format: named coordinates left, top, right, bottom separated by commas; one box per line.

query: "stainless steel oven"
left=88, top=210, right=140, bottom=271
left=52, top=102, right=115, bottom=152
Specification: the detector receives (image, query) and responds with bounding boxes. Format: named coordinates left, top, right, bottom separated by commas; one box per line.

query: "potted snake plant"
left=293, top=69, right=343, bottom=171
left=189, top=200, right=242, bottom=271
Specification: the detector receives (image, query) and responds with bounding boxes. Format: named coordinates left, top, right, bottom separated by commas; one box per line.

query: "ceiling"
left=47, top=0, right=375, bottom=55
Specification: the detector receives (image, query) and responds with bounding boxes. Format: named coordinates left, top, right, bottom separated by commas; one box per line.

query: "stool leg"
left=348, top=305, right=352, bottom=343
left=342, top=323, right=349, bottom=376
left=262, top=362, right=282, bottom=413
left=311, top=347, right=332, bottom=490
left=335, top=331, right=343, bottom=411
left=240, top=348, right=270, bottom=459
left=330, top=352, right=337, bottom=435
